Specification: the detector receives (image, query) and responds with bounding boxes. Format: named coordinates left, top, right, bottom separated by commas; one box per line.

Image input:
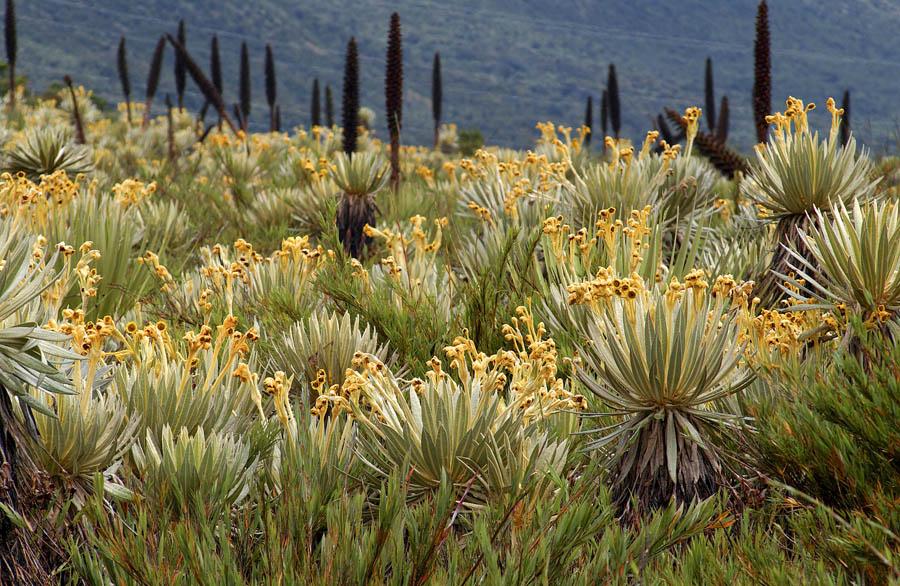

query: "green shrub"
left=458, top=128, right=484, bottom=156
left=750, top=329, right=899, bottom=510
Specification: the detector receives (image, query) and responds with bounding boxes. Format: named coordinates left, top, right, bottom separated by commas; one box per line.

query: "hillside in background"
left=18, top=0, right=900, bottom=151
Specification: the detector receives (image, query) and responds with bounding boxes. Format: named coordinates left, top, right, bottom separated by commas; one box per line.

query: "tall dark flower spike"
left=239, top=41, right=251, bottom=131
left=607, top=64, right=621, bottom=138
left=311, top=78, right=321, bottom=128
left=166, top=33, right=237, bottom=134
left=752, top=0, right=771, bottom=143
left=431, top=52, right=442, bottom=148
left=265, top=44, right=277, bottom=131
left=342, top=37, right=360, bottom=155
left=174, top=20, right=187, bottom=111
left=117, top=36, right=132, bottom=123
left=385, top=12, right=403, bottom=189
left=143, top=36, right=166, bottom=128
left=325, top=84, right=334, bottom=127
left=5, top=0, right=16, bottom=110
left=63, top=75, right=86, bottom=145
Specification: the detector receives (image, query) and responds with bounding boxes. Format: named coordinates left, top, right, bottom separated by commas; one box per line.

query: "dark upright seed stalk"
left=607, top=64, right=621, bottom=138
left=752, top=0, right=771, bottom=143
left=432, top=51, right=442, bottom=148
left=311, top=78, right=321, bottom=127
left=165, top=33, right=237, bottom=134
left=196, top=122, right=215, bottom=145
left=600, top=89, right=608, bottom=141
left=174, top=20, right=186, bottom=111
left=715, top=95, right=729, bottom=143
left=265, top=44, right=277, bottom=132
left=840, top=89, right=851, bottom=146
left=232, top=103, right=243, bottom=130
left=5, top=0, right=15, bottom=111
left=117, top=36, right=132, bottom=124
left=210, top=36, right=223, bottom=96
left=210, top=35, right=223, bottom=128
left=165, top=94, right=176, bottom=162
left=342, top=37, right=360, bottom=155
left=325, top=84, right=334, bottom=127
left=656, top=113, right=675, bottom=145
left=385, top=12, right=403, bottom=190
left=63, top=75, right=86, bottom=145
left=583, top=95, right=593, bottom=146
left=274, top=104, right=281, bottom=132
left=704, top=57, right=716, bottom=132
left=239, top=42, right=251, bottom=132
left=143, top=36, right=166, bottom=128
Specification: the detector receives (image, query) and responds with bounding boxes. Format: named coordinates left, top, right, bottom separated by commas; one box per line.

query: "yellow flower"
left=232, top=363, right=254, bottom=383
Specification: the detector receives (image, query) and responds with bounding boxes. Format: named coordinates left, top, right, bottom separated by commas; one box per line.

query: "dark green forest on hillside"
left=19, top=0, right=900, bottom=151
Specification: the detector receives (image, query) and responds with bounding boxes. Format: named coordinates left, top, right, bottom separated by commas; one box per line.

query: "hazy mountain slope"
left=19, top=0, right=900, bottom=151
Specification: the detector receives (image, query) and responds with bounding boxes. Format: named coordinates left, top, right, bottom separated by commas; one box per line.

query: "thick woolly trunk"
left=0, top=390, right=23, bottom=575
left=336, top=193, right=375, bottom=258
left=611, top=417, right=724, bottom=520
left=0, top=389, right=21, bottom=517
left=755, top=213, right=818, bottom=308
left=0, top=389, right=57, bottom=583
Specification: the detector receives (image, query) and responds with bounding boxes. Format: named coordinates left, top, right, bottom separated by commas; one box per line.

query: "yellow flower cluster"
left=364, top=215, right=449, bottom=305
left=535, top=122, right=591, bottom=156
left=45, top=310, right=179, bottom=395
left=765, top=96, right=818, bottom=140
left=311, top=352, right=386, bottom=418
left=415, top=165, right=435, bottom=186
left=206, top=130, right=246, bottom=148
left=313, top=306, right=585, bottom=424
left=498, top=304, right=588, bottom=419
left=441, top=161, right=457, bottom=179
left=263, top=371, right=293, bottom=428
left=53, top=310, right=115, bottom=357
left=272, top=235, right=332, bottom=269
left=710, top=274, right=756, bottom=308
left=457, top=147, right=568, bottom=197
left=680, top=107, right=702, bottom=158
left=543, top=206, right=654, bottom=278
left=567, top=267, right=646, bottom=307
left=174, top=315, right=263, bottom=414
left=138, top=251, right=175, bottom=293
left=298, top=156, right=333, bottom=181
left=739, top=302, right=833, bottom=371
left=183, top=323, right=215, bottom=354
left=193, top=236, right=331, bottom=315
left=112, top=179, right=157, bottom=207
left=0, top=171, right=85, bottom=232
left=825, top=97, right=846, bottom=144
left=73, top=241, right=102, bottom=306
left=466, top=201, right=493, bottom=225
left=502, top=177, right=535, bottom=216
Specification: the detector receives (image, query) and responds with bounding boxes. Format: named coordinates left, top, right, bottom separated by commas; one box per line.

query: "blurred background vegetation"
left=18, top=0, right=900, bottom=152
